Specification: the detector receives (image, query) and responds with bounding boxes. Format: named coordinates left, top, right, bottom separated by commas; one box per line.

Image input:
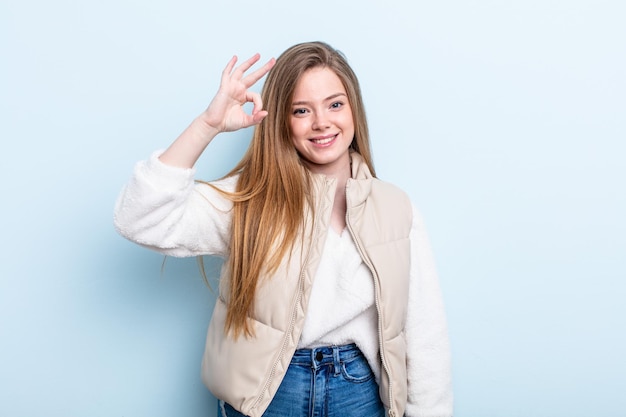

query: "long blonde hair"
left=218, top=41, right=376, bottom=338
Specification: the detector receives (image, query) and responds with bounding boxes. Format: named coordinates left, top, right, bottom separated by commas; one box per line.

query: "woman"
left=114, top=42, right=452, bottom=417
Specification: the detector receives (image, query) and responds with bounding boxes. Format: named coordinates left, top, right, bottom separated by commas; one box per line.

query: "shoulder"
left=199, top=174, right=238, bottom=193
left=355, top=178, right=413, bottom=236
left=371, top=178, right=410, bottom=202
left=192, top=174, right=239, bottom=212
left=370, top=178, right=413, bottom=216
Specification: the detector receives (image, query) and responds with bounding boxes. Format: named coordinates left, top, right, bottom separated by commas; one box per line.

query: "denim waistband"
left=291, top=343, right=362, bottom=367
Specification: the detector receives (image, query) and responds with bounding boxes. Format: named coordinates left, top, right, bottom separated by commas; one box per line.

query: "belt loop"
left=311, top=348, right=319, bottom=371
left=332, top=346, right=341, bottom=376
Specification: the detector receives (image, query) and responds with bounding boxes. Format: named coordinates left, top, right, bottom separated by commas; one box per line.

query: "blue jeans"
left=218, top=343, right=385, bottom=417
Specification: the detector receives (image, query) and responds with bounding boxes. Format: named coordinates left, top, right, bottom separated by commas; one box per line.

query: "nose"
left=312, top=111, right=330, bottom=130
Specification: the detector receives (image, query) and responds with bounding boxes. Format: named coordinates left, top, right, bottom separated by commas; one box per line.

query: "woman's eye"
left=293, top=108, right=307, bottom=115
left=330, top=102, right=343, bottom=109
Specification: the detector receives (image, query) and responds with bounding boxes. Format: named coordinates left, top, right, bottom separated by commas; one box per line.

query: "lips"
left=310, top=133, right=338, bottom=145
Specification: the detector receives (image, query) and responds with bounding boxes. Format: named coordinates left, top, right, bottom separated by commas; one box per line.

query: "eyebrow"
left=292, top=93, right=347, bottom=106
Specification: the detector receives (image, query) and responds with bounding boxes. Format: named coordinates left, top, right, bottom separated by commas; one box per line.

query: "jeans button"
left=315, top=351, right=323, bottom=361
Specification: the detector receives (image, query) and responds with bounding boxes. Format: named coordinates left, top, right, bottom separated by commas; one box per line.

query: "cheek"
left=344, top=111, right=355, bottom=131
left=288, top=120, right=299, bottom=149
left=289, top=119, right=306, bottom=139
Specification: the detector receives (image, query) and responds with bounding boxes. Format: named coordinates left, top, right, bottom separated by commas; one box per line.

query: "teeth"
left=311, top=135, right=335, bottom=144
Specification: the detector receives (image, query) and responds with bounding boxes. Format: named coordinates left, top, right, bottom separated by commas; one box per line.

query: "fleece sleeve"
left=113, top=150, right=235, bottom=258
left=404, top=205, right=453, bottom=417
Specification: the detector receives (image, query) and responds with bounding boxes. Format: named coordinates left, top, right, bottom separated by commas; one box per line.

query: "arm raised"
left=159, top=54, right=275, bottom=169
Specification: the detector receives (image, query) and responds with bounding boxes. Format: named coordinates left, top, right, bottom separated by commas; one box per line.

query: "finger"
left=233, top=53, right=262, bottom=78
left=239, top=109, right=267, bottom=128
left=221, top=55, right=238, bottom=83
left=242, top=57, right=276, bottom=88
left=246, top=91, right=264, bottom=115
left=251, top=110, right=268, bottom=125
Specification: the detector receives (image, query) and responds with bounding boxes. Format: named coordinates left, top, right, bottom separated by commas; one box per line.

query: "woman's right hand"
left=158, top=54, right=275, bottom=169
left=200, top=54, right=276, bottom=133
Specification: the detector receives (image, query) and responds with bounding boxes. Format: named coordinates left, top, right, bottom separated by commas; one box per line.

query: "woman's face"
left=289, top=67, right=354, bottom=175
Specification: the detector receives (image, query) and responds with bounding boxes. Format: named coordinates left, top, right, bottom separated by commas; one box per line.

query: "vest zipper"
left=344, top=180, right=396, bottom=417
left=250, top=179, right=329, bottom=412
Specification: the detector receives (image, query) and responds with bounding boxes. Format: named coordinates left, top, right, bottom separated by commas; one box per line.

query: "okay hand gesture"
left=201, top=54, right=275, bottom=133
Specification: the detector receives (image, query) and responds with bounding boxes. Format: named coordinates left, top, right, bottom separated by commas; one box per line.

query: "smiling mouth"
left=310, top=134, right=338, bottom=145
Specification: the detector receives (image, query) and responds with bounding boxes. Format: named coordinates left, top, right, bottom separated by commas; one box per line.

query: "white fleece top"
left=298, top=228, right=381, bottom=379
left=114, top=151, right=453, bottom=417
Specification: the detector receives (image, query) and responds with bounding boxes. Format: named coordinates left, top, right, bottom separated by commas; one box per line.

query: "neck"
left=302, top=155, right=351, bottom=234
left=302, top=154, right=352, bottom=186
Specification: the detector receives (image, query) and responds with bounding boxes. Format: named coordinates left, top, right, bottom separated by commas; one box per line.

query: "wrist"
left=193, top=115, right=221, bottom=139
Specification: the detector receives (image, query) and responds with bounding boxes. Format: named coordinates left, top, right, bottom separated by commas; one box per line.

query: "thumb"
left=251, top=110, right=269, bottom=125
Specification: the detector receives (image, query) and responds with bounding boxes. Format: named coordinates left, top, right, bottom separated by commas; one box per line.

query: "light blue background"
left=1, top=0, right=624, bottom=416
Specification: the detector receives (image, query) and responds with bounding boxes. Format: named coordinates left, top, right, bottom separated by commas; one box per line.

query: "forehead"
left=292, top=67, right=346, bottom=100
